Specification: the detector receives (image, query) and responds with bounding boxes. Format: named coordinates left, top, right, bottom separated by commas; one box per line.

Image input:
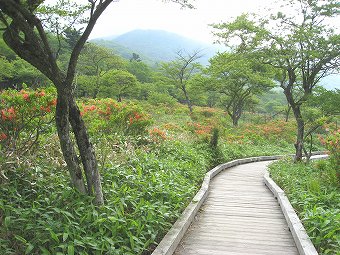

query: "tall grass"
left=269, top=159, right=340, bottom=254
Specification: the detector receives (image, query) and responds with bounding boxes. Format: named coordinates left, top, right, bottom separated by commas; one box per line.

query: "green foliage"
left=147, top=92, right=177, bottom=107
left=0, top=87, right=328, bottom=255
left=76, top=75, right=98, bottom=97
left=308, top=87, right=340, bottom=116
left=78, top=43, right=125, bottom=77
left=100, top=70, right=138, bottom=101
left=211, top=0, right=340, bottom=159
left=0, top=36, right=48, bottom=87
left=0, top=57, right=14, bottom=81
left=127, top=60, right=154, bottom=83
left=160, top=50, right=203, bottom=112
left=322, top=130, right=340, bottom=185
left=269, top=160, right=340, bottom=254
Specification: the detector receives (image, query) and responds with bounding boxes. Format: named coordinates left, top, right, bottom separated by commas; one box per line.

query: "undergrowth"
left=0, top=140, right=211, bottom=255
left=269, top=159, right=340, bottom=255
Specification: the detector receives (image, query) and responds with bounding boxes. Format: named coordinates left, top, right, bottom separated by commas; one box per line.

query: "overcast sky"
left=89, top=0, right=274, bottom=43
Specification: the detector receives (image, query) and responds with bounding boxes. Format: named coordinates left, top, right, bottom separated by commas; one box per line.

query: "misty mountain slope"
left=91, top=30, right=339, bottom=90
left=92, top=29, right=224, bottom=65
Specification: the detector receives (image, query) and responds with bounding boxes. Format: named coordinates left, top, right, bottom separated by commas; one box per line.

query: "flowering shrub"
left=0, top=87, right=56, bottom=155
left=322, top=129, right=340, bottom=184
left=79, top=98, right=151, bottom=137
left=149, top=127, right=167, bottom=142
left=236, top=120, right=296, bottom=143
left=186, top=122, right=213, bottom=137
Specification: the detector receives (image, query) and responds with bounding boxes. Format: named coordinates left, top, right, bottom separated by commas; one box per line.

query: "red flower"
left=1, top=110, right=7, bottom=121
left=0, top=132, right=7, bottom=141
left=48, top=98, right=57, bottom=106
left=134, top=112, right=141, bottom=120
left=7, top=107, right=15, bottom=114
left=1, top=107, right=16, bottom=121
left=23, top=93, right=30, bottom=101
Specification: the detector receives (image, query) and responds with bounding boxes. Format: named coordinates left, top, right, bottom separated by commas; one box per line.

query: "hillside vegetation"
left=1, top=87, right=301, bottom=255
left=0, top=0, right=339, bottom=254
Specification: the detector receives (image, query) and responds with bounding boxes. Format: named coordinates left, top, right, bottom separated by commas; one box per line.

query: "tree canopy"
left=212, top=0, right=340, bottom=160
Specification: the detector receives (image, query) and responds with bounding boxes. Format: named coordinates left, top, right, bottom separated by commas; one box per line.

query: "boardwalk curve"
left=175, top=161, right=299, bottom=255
left=153, top=155, right=326, bottom=255
left=174, top=160, right=298, bottom=255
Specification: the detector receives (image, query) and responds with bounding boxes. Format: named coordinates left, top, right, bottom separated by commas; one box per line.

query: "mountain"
left=91, top=29, right=339, bottom=90
left=91, top=29, right=225, bottom=66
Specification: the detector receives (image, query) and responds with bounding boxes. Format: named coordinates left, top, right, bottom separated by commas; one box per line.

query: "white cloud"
left=90, top=0, right=274, bottom=43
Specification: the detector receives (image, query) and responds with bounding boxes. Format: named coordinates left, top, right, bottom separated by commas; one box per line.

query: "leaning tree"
left=212, top=0, right=340, bottom=161
left=0, top=0, right=194, bottom=205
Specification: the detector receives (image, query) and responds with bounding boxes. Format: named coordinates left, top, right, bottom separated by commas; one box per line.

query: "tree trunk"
left=231, top=106, right=242, bottom=127
left=182, top=87, right=193, bottom=113
left=292, top=106, right=304, bottom=162
left=285, top=104, right=291, bottom=122
left=55, top=94, right=87, bottom=194
left=232, top=114, right=240, bottom=126
left=68, top=98, right=104, bottom=205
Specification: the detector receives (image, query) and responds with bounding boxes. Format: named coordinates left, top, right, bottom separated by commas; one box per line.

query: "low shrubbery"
left=269, top=135, right=340, bottom=255
left=0, top=140, right=211, bottom=255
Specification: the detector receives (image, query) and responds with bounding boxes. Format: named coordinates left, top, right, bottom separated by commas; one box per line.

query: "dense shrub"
left=147, top=92, right=177, bottom=107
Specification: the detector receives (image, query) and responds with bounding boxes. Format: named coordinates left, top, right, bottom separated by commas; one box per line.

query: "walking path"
left=174, top=161, right=299, bottom=255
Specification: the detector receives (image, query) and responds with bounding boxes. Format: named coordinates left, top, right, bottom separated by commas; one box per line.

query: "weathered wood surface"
left=174, top=161, right=299, bottom=255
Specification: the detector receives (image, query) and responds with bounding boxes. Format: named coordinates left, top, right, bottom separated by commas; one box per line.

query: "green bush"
left=147, top=92, right=177, bottom=107
left=269, top=160, right=340, bottom=255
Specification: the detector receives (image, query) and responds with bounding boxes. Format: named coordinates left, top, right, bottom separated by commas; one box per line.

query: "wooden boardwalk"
left=174, top=161, right=299, bottom=255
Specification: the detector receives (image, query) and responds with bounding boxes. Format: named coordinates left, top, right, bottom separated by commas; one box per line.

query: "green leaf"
left=67, top=245, right=75, bottom=255
left=4, top=216, right=11, bottom=228
left=49, top=229, right=59, bottom=242
left=25, top=243, right=34, bottom=254
left=14, top=235, right=27, bottom=244
left=39, top=246, right=51, bottom=255
left=63, top=232, right=69, bottom=242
